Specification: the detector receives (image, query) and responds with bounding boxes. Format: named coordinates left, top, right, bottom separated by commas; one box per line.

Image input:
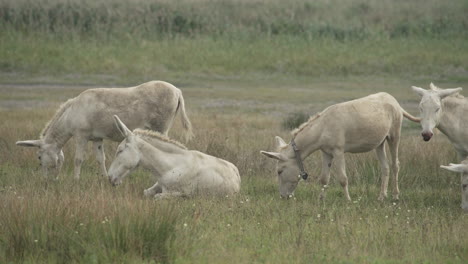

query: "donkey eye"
left=435, top=108, right=440, bottom=113
left=38, top=156, right=41, bottom=160
left=277, top=169, right=283, bottom=175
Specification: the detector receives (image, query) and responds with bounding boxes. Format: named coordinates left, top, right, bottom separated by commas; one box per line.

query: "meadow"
left=1, top=0, right=468, bottom=263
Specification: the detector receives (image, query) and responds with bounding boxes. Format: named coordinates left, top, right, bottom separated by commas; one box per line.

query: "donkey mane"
left=40, top=98, right=75, bottom=139
left=134, top=129, right=187, bottom=150
left=291, top=113, right=321, bottom=137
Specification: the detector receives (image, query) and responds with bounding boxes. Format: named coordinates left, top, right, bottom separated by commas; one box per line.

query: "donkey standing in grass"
left=411, top=83, right=467, bottom=211
left=108, top=115, right=241, bottom=199
left=16, top=81, right=193, bottom=179
left=261, top=92, right=420, bottom=201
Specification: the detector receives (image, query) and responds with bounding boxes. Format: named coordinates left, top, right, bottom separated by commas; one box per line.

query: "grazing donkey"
left=440, top=162, right=468, bottom=212
left=16, top=81, right=193, bottom=179
left=261, top=92, right=420, bottom=201
left=412, top=83, right=467, bottom=210
left=108, top=116, right=241, bottom=199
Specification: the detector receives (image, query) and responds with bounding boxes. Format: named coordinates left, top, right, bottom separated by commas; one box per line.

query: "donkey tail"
left=401, top=107, right=421, bottom=123
left=176, top=91, right=194, bottom=142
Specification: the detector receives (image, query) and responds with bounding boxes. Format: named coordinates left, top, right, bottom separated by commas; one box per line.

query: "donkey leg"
left=93, top=140, right=108, bottom=178
left=376, top=142, right=390, bottom=201
left=319, top=151, right=333, bottom=200
left=387, top=137, right=400, bottom=200
left=144, top=182, right=163, bottom=197
left=74, top=137, right=88, bottom=180
left=334, top=151, right=351, bottom=201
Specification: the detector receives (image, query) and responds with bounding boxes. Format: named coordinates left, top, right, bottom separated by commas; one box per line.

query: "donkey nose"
left=109, top=175, right=118, bottom=186
left=421, top=131, right=433, bottom=142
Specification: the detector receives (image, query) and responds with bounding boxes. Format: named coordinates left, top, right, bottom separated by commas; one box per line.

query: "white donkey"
left=261, top=92, right=420, bottom=201
left=412, top=83, right=467, bottom=211
left=16, top=81, right=193, bottom=179
left=108, top=115, right=241, bottom=198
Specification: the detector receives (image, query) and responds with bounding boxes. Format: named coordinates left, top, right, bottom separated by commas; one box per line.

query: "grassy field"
left=1, top=79, right=468, bottom=263
left=1, top=0, right=468, bottom=263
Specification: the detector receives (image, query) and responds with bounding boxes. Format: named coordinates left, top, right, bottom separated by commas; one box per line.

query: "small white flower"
left=227, top=223, right=231, bottom=227
left=317, top=214, right=321, bottom=218
left=79, top=223, right=84, bottom=226
left=34, top=240, right=38, bottom=243
left=393, top=202, right=397, bottom=206
left=407, top=210, right=411, bottom=213
left=330, top=219, right=334, bottom=222
left=183, top=223, right=188, bottom=227
left=240, top=201, right=244, bottom=204
left=385, top=215, right=388, bottom=219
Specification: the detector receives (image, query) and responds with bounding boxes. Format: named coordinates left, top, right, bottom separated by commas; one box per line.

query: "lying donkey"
left=261, top=92, right=420, bottom=201
left=16, top=81, right=193, bottom=179
left=108, top=115, right=240, bottom=199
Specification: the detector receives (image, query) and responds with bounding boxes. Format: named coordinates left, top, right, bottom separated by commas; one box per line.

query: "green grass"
left=1, top=33, right=467, bottom=83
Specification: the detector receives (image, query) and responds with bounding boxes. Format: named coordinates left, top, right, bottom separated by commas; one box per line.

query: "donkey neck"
left=292, top=120, right=323, bottom=159
left=136, top=137, right=188, bottom=176
left=438, top=97, right=468, bottom=153
left=42, top=116, right=73, bottom=148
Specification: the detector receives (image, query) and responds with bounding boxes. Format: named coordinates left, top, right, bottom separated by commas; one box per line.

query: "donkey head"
left=16, top=140, right=64, bottom=177
left=261, top=136, right=302, bottom=198
left=411, top=83, right=462, bottom=141
left=108, top=115, right=141, bottom=186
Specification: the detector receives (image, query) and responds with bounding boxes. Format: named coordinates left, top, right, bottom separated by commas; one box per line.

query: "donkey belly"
left=342, top=116, right=392, bottom=153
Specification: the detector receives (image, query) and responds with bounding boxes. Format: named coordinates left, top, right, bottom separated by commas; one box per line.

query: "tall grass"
left=1, top=0, right=467, bottom=39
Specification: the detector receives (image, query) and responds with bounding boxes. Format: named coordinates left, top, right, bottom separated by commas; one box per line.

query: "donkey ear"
left=437, top=87, right=462, bottom=99
left=440, top=163, right=468, bottom=173
left=274, top=136, right=288, bottom=149
left=113, top=115, right=132, bottom=138
left=411, top=86, right=427, bottom=97
left=16, top=139, right=43, bottom=148
left=260, top=151, right=287, bottom=161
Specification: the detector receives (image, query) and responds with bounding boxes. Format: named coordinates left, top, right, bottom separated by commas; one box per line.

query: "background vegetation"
left=0, top=0, right=467, bottom=263
left=0, top=0, right=467, bottom=83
